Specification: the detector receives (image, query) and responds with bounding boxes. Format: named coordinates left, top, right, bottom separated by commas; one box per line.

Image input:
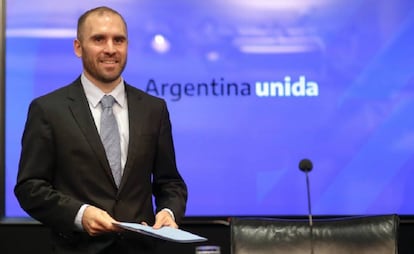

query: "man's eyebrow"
left=90, top=34, right=105, bottom=39
left=90, top=34, right=126, bottom=38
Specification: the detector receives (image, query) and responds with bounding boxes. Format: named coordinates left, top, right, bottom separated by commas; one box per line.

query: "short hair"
left=76, top=6, right=128, bottom=41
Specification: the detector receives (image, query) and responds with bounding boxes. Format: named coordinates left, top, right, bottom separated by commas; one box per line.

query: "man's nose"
left=104, top=40, right=116, bottom=53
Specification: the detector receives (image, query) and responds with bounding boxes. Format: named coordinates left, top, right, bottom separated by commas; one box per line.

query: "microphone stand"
left=299, top=158, right=315, bottom=254
left=305, top=171, right=314, bottom=254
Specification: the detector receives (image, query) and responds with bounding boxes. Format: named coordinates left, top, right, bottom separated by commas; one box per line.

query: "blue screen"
left=5, top=0, right=414, bottom=217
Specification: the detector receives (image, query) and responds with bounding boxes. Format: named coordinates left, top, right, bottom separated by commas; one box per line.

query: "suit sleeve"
left=152, top=100, right=188, bottom=223
left=14, top=99, right=83, bottom=233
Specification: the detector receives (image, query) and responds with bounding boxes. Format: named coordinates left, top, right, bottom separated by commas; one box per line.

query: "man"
left=14, top=6, right=187, bottom=253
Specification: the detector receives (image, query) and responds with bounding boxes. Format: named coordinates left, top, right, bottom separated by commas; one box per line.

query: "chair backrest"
left=231, top=215, right=399, bottom=254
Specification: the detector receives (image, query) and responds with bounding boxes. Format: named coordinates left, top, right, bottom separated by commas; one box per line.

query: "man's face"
left=74, top=12, right=128, bottom=88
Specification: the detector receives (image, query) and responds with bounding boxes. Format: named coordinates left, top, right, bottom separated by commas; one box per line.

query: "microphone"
left=299, top=159, right=313, bottom=173
left=299, top=158, right=314, bottom=254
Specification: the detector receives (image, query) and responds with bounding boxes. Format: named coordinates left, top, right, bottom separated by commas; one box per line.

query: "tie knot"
left=101, top=95, right=116, bottom=109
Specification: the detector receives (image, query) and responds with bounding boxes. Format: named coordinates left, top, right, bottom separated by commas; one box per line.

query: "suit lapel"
left=66, top=80, right=117, bottom=187
left=118, top=84, right=145, bottom=189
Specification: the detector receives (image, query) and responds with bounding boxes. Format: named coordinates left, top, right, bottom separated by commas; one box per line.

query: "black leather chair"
left=230, top=215, right=399, bottom=254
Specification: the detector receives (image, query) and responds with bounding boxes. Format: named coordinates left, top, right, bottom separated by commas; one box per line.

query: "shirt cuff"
left=162, top=208, right=175, bottom=221
left=74, top=204, right=89, bottom=231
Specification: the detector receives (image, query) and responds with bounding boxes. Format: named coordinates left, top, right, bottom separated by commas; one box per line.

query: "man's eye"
left=93, top=36, right=104, bottom=42
left=114, top=38, right=125, bottom=44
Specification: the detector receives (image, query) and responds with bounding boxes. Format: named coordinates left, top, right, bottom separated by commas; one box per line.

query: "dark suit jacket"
left=14, top=78, right=188, bottom=253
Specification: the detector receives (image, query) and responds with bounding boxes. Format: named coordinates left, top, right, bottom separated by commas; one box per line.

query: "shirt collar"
left=81, top=73, right=126, bottom=108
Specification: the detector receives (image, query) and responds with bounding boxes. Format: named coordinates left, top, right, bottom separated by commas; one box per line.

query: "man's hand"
left=152, top=209, right=178, bottom=229
left=82, top=206, right=120, bottom=236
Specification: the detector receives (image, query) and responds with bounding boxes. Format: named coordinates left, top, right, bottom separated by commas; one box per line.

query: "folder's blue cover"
left=114, top=222, right=208, bottom=243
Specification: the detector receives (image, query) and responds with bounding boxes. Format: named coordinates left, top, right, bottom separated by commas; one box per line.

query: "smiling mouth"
left=101, top=60, right=118, bottom=64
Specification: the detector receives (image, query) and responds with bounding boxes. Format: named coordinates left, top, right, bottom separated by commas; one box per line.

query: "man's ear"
left=74, top=39, right=82, bottom=57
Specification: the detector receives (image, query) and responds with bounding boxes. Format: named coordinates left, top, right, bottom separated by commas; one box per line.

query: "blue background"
left=5, top=0, right=414, bottom=217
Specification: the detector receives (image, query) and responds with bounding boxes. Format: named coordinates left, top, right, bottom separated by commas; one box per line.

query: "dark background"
left=1, top=216, right=414, bottom=253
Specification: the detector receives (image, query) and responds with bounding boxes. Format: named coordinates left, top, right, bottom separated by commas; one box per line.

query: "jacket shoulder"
left=125, top=83, right=166, bottom=105
left=33, top=79, right=81, bottom=102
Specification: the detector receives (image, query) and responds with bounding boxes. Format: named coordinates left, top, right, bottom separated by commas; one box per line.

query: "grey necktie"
left=100, top=95, right=122, bottom=187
